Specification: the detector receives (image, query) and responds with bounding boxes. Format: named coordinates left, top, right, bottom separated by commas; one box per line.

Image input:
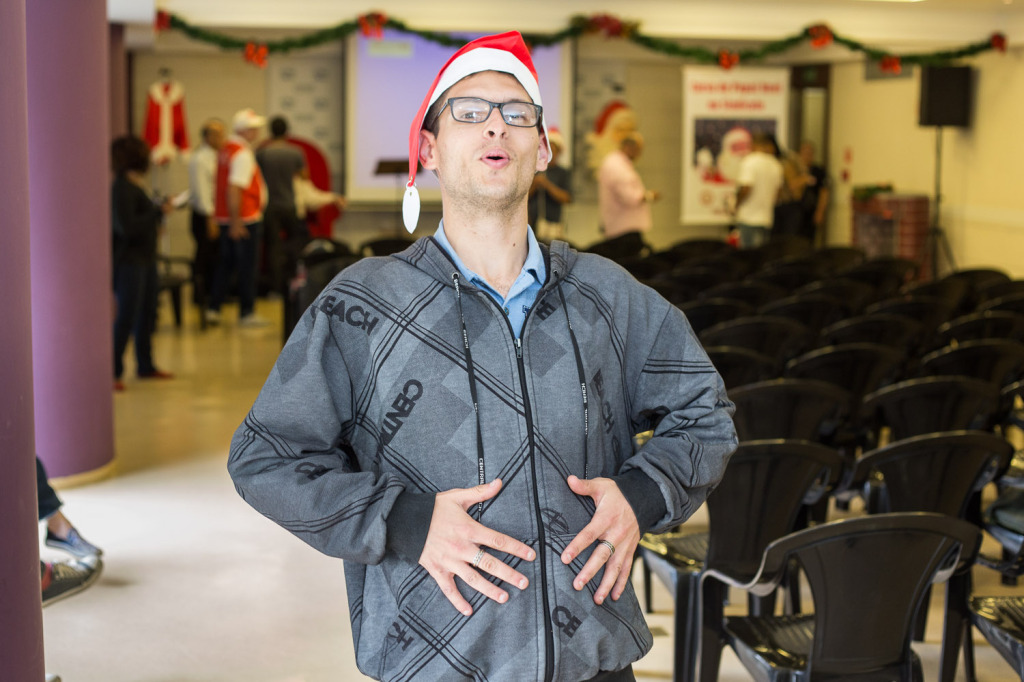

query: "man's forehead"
left=448, top=70, right=533, bottom=101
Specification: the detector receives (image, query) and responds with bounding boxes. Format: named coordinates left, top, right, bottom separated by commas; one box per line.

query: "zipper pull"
left=515, top=337, right=523, bottom=359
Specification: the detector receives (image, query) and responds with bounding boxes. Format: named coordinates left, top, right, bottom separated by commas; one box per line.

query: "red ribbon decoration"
left=155, top=10, right=172, bottom=32
left=808, top=24, right=833, bottom=49
left=588, top=14, right=625, bottom=38
left=880, top=55, right=902, bottom=74
left=718, top=50, right=740, bottom=70
left=359, top=12, right=388, bottom=39
left=991, top=32, right=1007, bottom=52
left=244, top=42, right=269, bottom=68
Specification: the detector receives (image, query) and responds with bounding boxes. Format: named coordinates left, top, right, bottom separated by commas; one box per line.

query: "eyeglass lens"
left=447, top=98, right=541, bottom=127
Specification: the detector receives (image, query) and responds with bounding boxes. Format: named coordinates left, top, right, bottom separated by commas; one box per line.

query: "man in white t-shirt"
left=734, top=132, right=783, bottom=248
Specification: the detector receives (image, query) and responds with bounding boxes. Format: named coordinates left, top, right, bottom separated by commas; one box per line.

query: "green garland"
left=158, top=11, right=1007, bottom=69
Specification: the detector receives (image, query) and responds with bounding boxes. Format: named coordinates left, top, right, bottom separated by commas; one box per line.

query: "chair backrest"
left=819, top=312, right=923, bottom=350
left=729, top=378, right=850, bottom=441
left=981, top=293, right=1024, bottom=317
left=759, top=293, right=847, bottom=333
left=853, top=431, right=1013, bottom=517
left=677, top=299, right=753, bottom=335
left=861, top=376, right=1002, bottom=442
left=755, top=513, right=981, bottom=676
left=359, top=237, right=416, bottom=257
left=921, top=339, right=1024, bottom=387
left=705, top=346, right=777, bottom=389
left=839, top=257, right=919, bottom=299
left=702, top=280, right=787, bottom=309
left=785, top=343, right=904, bottom=407
left=813, top=246, right=866, bottom=273
left=700, top=315, right=813, bottom=364
left=976, top=279, right=1024, bottom=305
left=935, top=311, right=1024, bottom=348
left=705, top=440, right=845, bottom=581
left=864, top=294, right=956, bottom=337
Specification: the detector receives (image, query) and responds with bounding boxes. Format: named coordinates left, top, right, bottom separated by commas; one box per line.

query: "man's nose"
left=483, top=107, right=508, bottom=136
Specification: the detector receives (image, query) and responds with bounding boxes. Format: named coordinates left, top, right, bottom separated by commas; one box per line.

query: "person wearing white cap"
left=208, top=108, right=270, bottom=326
left=228, top=31, right=735, bottom=682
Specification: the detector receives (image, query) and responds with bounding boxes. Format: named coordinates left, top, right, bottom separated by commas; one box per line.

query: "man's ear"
left=536, top=133, right=550, bottom=173
left=419, top=129, right=438, bottom=171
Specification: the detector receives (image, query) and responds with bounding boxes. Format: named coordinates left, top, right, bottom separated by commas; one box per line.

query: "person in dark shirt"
left=799, top=141, right=831, bottom=245
left=256, top=116, right=308, bottom=297
left=527, top=126, right=572, bottom=242
left=111, top=135, right=173, bottom=390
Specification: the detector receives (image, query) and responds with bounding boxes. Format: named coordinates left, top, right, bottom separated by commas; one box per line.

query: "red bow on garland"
left=155, top=10, right=172, bottom=32
left=808, top=24, right=833, bottom=49
left=880, top=55, right=902, bottom=74
left=588, top=14, right=627, bottom=38
left=991, top=32, right=1007, bottom=52
left=718, top=50, right=740, bottom=70
left=359, top=12, right=388, bottom=39
left=245, top=42, right=269, bottom=68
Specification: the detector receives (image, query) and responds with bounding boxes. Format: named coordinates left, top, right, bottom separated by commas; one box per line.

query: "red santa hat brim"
left=403, top=31, right=549, bottom=233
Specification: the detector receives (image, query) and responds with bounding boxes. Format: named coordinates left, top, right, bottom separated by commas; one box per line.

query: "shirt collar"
left=433, top=221, right=545, bottom=296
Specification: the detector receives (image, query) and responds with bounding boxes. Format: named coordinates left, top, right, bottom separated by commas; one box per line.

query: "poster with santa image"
left=681, top=66, right=789, bottom=225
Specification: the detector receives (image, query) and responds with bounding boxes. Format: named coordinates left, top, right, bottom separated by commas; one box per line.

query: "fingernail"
left=595, top=595, right=604, bottom=605
left=519, top=578, right=528, bottom=589
left=499, top=592, right=508, bottom=603
left=574, top=580, right=582, bottom=590
left=462, top=608, right=472, bottom=616
left=561, top=552, right=571, bottom=563
left=527, top=549, right=536, bottom=561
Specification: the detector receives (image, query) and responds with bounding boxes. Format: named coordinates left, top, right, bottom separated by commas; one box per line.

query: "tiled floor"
left=41, top=296, right=1022, bottom=681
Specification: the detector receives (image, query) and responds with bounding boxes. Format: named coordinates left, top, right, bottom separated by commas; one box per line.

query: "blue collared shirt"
left=434, top=222, right=546, bottom=338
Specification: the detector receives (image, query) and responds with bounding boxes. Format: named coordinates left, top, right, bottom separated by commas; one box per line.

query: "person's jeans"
left=737, top=223, right=768, bottom=249
left=37, top=457, right=62, bottom=520
left=113, top=259, right=159, bottom=378
left=210, top=221, right=262, bottom=317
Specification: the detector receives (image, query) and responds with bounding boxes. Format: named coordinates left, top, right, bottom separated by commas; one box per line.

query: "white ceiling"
left=116, top=0, right=1022, bottom=51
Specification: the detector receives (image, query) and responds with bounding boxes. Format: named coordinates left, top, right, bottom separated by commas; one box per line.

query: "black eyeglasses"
left=434, top=97, right=542, bottom=128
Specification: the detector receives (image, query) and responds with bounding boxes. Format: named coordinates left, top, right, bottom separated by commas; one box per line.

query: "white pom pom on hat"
left=403, top=31, right=550, bottom=233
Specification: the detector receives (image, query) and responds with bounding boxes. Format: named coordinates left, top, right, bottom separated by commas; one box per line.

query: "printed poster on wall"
left=681, top=66, right=789, bottom=225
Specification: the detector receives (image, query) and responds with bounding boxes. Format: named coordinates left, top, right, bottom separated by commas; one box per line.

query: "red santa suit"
left=144, top=80, right=189, bottom=164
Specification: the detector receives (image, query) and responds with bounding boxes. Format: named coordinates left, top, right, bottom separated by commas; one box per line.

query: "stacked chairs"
left=797, top=277, right=876, bottom=316
left=820, top=313, right=923, bottom=351
left=983, top=292, right=1024, bottom=317
left=702, top=280, right=786, bottom=309
left=759, top=292, right=848, bottom=335
left=700, top=316, right=814, bottom=374
left=934, top=310, right=1024, bottom=349
left=710, top=513, right=981, bottom=682
left=920, top=339, right=1024, bottom=387
left=976, top=279, right=1024, bottom=306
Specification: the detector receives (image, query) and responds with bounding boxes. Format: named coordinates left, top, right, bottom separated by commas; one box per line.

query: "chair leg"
left=697, top=579, right=727, bottom=682
left=939, top=573, right=969, bottom=682
left=169, top=285, right=183, bottom=328
left=961, top=616, right=977, bottom=682
left=673, top=572, right=701, bottom=682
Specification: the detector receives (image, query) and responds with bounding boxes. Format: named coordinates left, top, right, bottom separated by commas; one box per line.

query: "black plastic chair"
left=708, top=513, right=981, bottom=682
left=759, top=292, right=848, bottom=334
left=747, top=256, right=827, bottom=292
left=665, top=238, right=734, bottom=265
left=970, top=596, right=1024, bottom=678
left=667, top=267, right=733, bottom=304
left=902, top=277, right=972, bottom=316
left=920, top=339, right=1024, bottom=387
left=945, top=267, right=1011, bottom=310
left=640, top=440, right=845, bottom=682
left=705, top=346, right=777, bottom=389
left=677, top=298, right=753, bottom=335
left=814, top=245, right=866, bottom=272
left=358, top=236, right=415, bottom=257
left=702, top=280, right=787, bottom=309
left=754, top=234, right=814, bottom=265
left=981, top=293, right=1024, bottom=317
left=796, top=277, right=877, bottom=315
left=785, top=343, right=903, bottom=413
left=729, top=378, right=850, bottom=442
left=976, top=279, right=1024, bottom=305
left=699, top=316, right=813, bottom=368
left=839, top=256, right=920, bottom=299
left=819, top=312, right=923, bottom=351
left=934, top=311, right=1024, bottom=349
left=864, top=295, right=956, bottom=339
left=861, top=376, right=1002, bottom=446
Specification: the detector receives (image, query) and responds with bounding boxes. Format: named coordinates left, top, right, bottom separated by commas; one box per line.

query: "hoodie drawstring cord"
left=452, top=273, right=487, bottom=517
left=556, top=281, right=590, bottom=479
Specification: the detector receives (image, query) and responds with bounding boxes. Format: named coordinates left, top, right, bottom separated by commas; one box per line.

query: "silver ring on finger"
left=471, top=547, right=485, bottom=568
left=598, top=539, right=616, bottom=556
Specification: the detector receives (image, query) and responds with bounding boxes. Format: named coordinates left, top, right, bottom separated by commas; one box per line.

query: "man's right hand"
left=419, top=479, right=535, bottom=616
left=228, top=219, right=247, bottom=240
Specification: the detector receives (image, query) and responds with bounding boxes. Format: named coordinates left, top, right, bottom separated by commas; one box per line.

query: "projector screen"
left=345, top=30, right=568, bottom=203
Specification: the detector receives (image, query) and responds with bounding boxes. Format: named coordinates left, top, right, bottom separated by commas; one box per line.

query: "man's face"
left=238, top=127, right=261, bottom=144
left=206, top=123, right=226, bottom=150
left=419, top=71, right=548, bottom=213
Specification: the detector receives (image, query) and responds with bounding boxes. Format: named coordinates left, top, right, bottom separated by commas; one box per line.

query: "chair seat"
left=971, top=596, right=1024, bottom=676
left=725, top=614, right=814, bottom=669
left=640, top=531, right=707, bottom=570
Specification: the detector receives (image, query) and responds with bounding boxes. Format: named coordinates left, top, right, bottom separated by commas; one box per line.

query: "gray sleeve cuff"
left=613, top=468, right=667, bottom=534
left=385, top=491, right=436, bottom=562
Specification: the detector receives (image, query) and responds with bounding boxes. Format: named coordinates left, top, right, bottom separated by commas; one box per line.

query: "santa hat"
left=403, top=31, right=549, bottom=233
left=593, top=100, right=629, bottom=135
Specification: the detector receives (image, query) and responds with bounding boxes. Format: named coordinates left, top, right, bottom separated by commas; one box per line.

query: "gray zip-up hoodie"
left=228, top=237, right=736, bottom=681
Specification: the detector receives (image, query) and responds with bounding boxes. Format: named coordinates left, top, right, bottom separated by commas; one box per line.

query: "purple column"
left=0, top=0, right=46, bottom=678
left=27, top=0, right=114, bottom=477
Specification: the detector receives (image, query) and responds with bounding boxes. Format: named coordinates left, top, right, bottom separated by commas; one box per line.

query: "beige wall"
left=829, top=48, right=1024, bottom=278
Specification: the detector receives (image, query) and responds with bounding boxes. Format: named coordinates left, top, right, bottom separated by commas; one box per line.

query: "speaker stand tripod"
left=922, top=126, right=957, bottom=280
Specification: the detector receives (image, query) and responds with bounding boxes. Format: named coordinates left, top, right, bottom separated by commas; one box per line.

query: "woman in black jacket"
left=111, top=135, right=172, bottom=390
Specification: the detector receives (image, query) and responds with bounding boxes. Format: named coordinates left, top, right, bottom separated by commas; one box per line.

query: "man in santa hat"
left=228, top=31, right=735, bottom=682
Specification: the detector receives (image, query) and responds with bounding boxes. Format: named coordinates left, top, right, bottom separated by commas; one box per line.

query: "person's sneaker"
left=239, top=313, right=271, bottom=328
left=138, top=369, right=174, bottom=380
left=46, top=527, right=103, bottom=558
left=41, top=556, right=102, bottom=607
left=204, top=309, right=221, bottom=326
left=45, top=674, right=62, bottom=682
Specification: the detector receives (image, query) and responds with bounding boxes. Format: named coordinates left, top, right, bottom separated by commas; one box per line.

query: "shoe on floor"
left=45, top=675, right=62, bottom=682
left=46, top=527, right=103, bottom=558
left=204, top=309, right=221, bottom=325
left=42, top=556, right=102, bottom=607
left=138, top=369, right=174, bottom=379
left=239, top=313, right=271, bottom=328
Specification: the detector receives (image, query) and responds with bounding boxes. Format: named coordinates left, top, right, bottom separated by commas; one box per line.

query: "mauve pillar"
left=27, top=0, right=115, bottom=477
left=0, top=0, right=46, bottom=679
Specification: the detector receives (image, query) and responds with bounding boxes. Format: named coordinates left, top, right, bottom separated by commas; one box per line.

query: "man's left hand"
left=561, top=475, right=640, bottom=605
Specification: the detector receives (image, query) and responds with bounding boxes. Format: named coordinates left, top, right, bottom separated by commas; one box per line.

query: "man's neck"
left=442, top=209, right=529, bottom=298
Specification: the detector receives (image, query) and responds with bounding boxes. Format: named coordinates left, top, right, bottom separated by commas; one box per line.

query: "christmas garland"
left=156, top=10, right=1007, bottom=72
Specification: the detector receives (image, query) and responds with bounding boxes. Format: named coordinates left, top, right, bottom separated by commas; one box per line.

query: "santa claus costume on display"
left=143, top=79, right=190, bottom=165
